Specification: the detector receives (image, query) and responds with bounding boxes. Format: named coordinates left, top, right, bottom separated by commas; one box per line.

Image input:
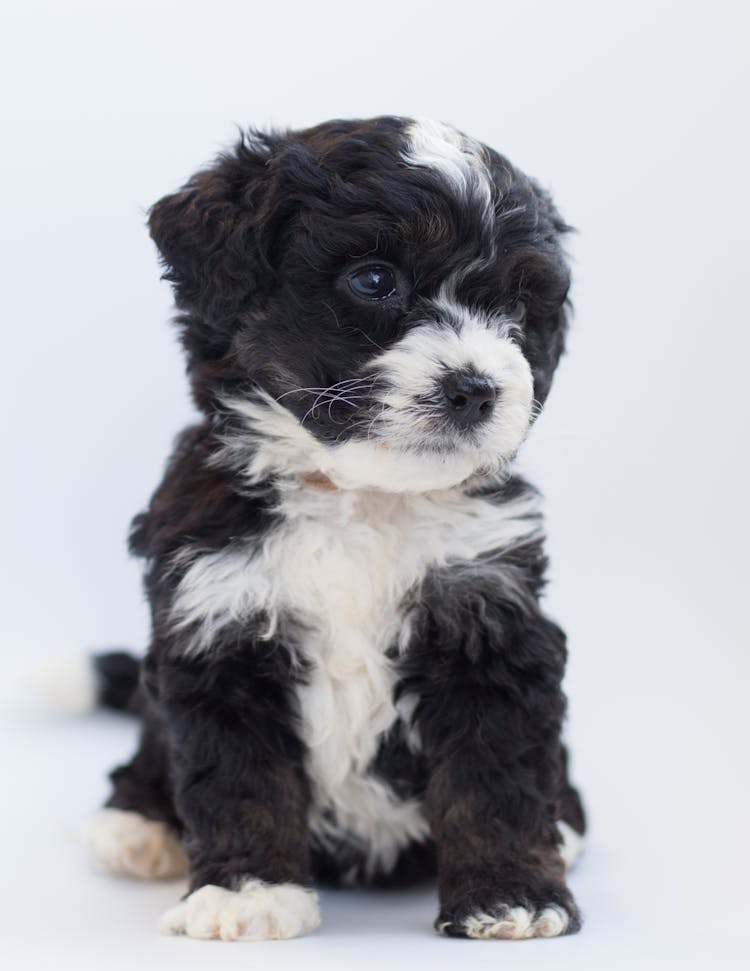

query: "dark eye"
left=510, top=299, right=527, bottom=323
left=348, top=265, right=397, bottom=300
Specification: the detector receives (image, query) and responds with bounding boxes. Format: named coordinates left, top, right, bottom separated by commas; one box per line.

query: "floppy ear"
left=521, top=180, right=572, bottom=406
left=148, top=133, right=279, bottom=359
left=491, top=164, right=572, bottom=407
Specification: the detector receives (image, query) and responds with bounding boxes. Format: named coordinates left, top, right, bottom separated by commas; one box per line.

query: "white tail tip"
left=31, top=652, right=97, bottom=714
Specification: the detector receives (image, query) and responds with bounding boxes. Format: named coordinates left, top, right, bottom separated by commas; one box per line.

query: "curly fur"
left=90, top=115, right=585, bottom=941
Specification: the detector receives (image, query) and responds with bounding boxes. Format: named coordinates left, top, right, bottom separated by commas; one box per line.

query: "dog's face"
left=149, top=117, right=570, bottom=491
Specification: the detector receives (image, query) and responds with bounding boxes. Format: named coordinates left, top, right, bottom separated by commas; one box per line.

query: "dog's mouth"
left=221, top=316, right=535, bottom=493
left=219, top=388, right=526, bottom=494
left=313, top=397, right=533, bottom=492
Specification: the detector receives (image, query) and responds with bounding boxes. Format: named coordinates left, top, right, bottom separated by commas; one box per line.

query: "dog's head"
left=149, top=117, right=570, bottom=492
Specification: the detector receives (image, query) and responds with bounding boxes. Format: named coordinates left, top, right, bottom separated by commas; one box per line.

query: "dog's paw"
left=440, top=903, right=572, bottom=940
left=87, top=808, right=187, bottom=880
left=159, top=879, right=321, bottom=941
left=436, top=889, right=581, bottom=940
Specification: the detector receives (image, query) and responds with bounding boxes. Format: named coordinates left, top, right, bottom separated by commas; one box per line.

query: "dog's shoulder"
left=464, top=471, right=540, bottom=509
left=128, top=421, right=276, bottom=562
left=409, top=472, right=551, bottom=614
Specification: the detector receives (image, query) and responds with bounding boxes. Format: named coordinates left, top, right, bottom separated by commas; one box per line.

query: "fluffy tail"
left=33, top=650, right=142, bottom=715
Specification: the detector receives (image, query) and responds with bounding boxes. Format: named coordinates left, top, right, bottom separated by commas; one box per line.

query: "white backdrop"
left=1, top=1, right=748, bottom=968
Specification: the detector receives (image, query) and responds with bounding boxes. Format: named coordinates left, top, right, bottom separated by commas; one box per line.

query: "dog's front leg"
left=153, top=647, right=320, bottom=942
left=409, top=606, right=582, bottom=940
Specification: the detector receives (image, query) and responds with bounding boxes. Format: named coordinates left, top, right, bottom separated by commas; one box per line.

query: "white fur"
left=394, top=690, right=422, bottom=752
left=369, top=306, right=533, bottom=462
left=87, top=808, right=187, bottom=879
left=171, top=481, right=541, bottom=655
left=402, top=118, right=495, bottom=219
left=159, top=878, right=320, bottom=941
left=216, top=307, right=532, bottom=496
left=170, top=296, right=539, bottom=877
left=451, top=904, right=570, bottom=940
left=170, top=480, right=542, bottom=874
left=31, top=652, right=97, bottom=714
left=218, top=390, right=497, bottom=494
left=557, top=819, right=585, bottom=869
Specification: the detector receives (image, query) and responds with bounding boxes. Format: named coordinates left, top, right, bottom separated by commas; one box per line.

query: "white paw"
left=87, top=808, right=187, bottom=879
left=458, top=904, right=570, bottom=940
left=557, top=819, right=585, bottom=869
left=159, top=879, right=321, bottom=941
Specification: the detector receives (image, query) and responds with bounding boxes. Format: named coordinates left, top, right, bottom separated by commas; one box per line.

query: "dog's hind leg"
left=557, top=746, right=586, bottom=870
left=89, top=714, right=187, bottom=880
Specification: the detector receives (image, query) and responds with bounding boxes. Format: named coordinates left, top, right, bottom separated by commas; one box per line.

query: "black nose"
left=442, top=372, right=497, bottom=428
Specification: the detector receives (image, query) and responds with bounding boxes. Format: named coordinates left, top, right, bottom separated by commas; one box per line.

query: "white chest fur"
left=170, top=480, right=541, bottom=876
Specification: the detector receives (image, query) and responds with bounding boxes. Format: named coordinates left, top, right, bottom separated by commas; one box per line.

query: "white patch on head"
left=31, top=652, right=97, bottom=714
left=159, top=878, right=320, bottom=941
left=402, top=117, right=494, bottom=219
left=450, top=904, right=570, bottom=940
left=169, top=480, right=542, bottom=874
left=87, top=808, right=187, bottom=880
left=557, top=819, right=585, bottom=870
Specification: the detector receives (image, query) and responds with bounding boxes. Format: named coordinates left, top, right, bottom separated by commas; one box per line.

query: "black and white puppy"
left=86, top=116, right=586, bottom=942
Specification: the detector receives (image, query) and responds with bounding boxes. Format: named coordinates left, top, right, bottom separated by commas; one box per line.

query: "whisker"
left=279, top=373, right=381, bottom=427
left=277, top=376, right=377, bottom=403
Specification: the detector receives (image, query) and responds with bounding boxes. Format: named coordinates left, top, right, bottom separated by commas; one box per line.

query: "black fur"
left=97, top=116, right=585, bottom=939
left=92, top=650, right=141, bottom=713
left=148, top=117, right=569, bottom=419
left=401, top=537, right=580, bottom=932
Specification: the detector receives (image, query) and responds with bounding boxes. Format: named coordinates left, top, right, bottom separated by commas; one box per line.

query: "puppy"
left=86, top=116, right=586, bottom=941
